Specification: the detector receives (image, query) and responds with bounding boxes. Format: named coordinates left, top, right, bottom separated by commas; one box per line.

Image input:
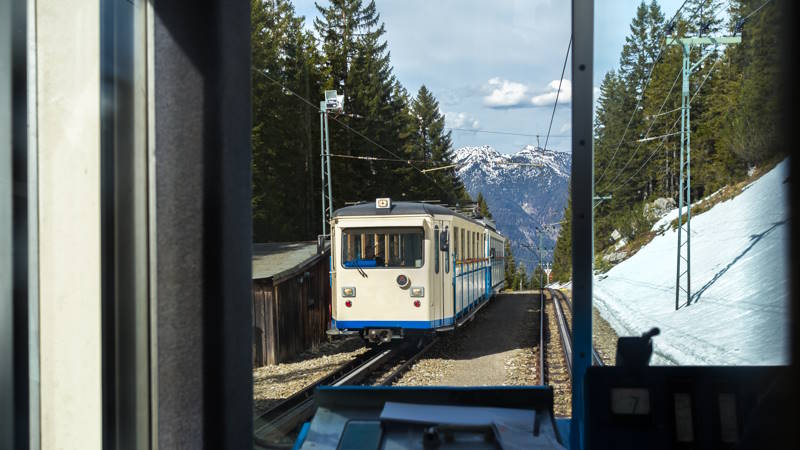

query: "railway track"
left=253, top=337, right=438, bottom=448
left=549, top=288, right=604, bottom=369
left=540, top=288, right=604, bottom=416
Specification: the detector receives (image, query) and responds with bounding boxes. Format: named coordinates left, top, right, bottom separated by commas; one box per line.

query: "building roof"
left=252, top=241, right=329, bottom=281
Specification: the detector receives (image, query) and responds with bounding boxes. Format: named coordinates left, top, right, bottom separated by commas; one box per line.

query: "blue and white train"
left=328, top=198, right=506, bottom=344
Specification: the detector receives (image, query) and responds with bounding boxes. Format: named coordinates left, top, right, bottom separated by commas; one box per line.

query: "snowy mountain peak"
left=454, top=145, right=571, bottom=182
left=454, top=144, right=571, bottom=275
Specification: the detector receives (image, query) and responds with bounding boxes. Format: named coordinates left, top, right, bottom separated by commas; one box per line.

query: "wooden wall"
left=252, top=253, right=331, bottom=367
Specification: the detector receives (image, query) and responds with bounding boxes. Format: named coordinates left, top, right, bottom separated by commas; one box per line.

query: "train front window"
left=341, top=228, right=425, bottom=269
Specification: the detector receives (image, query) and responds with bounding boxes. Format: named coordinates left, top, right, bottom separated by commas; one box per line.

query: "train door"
left=432, top=220, right=449, bottom=327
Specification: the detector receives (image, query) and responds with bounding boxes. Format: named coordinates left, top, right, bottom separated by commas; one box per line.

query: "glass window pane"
left=342, top=228, right=424, bottom=269
left=592, top=0, right=789, bottom=367
left=434, top=226, right=440, bottom=274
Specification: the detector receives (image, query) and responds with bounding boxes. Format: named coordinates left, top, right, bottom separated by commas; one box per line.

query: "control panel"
left=584, top=365, right=786, bottom=449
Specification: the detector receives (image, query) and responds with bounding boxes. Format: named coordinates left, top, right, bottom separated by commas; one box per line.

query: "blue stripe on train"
left=333, top=293, right=494, bottom=330
left=331, top=317, right=454, bottom=329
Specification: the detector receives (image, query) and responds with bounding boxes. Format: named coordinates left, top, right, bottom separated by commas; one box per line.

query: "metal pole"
left=324, top=111, right=333, bottom=230
left=685, top=50, right=692, bottom=307
left=670, top=36, right=740, bottom=310
left=319, top=109, right=326, bottom=237
left=571, top=0, right=595, bottom=446
left=676, top=44, right=688, bottom=311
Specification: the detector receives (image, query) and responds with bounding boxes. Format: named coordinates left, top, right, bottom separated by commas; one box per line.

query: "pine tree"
left=552, top=186, right=572, bottom=282
left=504, top=240, right=517, bottom=290
left=725, top=0, right=782, bottom=165
left=530, top=264, right=547, bottom=289
left=403, top=85, right=470, bottom=204
left=476, top=192, right=493, bottom=219
left=251, top=0, right=323, bottom=242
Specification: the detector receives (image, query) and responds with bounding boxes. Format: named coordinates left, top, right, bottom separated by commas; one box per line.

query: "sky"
left=290, top=0, right=685, bottom=154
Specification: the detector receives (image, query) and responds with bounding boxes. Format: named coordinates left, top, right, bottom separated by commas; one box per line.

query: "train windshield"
left=341, top=227, right=425, bottom=269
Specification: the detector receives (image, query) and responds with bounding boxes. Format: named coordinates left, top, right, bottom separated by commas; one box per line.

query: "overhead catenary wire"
left=253, top=69, right=457, bottom=199
left=595, top=0, right=694, bottom=186
left=330, top=153, right=436, bottom=165
left=741, top=0, right=773, bottom=22
left=544, top=36, right=572, bottom=153
left=447, top=128, right=570, bottom=139
left=598, top=68, right=682, bottom=192
left=604, top=55, right=721, bottom=197
left=599, top=1, right=738, bottom=195
left=331, top=153, right=541, bottom=170
left=608, top=62, right=718, bottom=195
left=635, top=131, right=681, bottom=142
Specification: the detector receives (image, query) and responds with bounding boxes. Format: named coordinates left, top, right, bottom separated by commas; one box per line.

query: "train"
left=327, top=198, right=506, bottom=344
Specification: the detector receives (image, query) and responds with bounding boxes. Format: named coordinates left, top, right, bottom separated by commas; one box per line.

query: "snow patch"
left=595, top=159, right=791, bottom=365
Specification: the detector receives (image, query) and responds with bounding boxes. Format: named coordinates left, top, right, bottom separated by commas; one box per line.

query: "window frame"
left=339, top=226, right=426, bottom=270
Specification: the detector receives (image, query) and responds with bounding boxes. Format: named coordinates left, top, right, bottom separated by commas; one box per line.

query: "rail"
left=379, top=337, right=439, bottom=386
left=550, top=288, right=574, bottom=378
left=539, top=291, right=546, bottom=384
left=254, top=337, right=439, bottom=448
left=253, top=345, right=400, bottom=448
left=550, top=288, right=604, bottom=366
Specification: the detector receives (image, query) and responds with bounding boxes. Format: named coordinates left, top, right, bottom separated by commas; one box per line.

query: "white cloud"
left=444, top=111, right=480, bottom=130
left=559, top=122, right=571, bottom=133
left=483, top=77, right=530, bottom=108
left=530, top=79, right=572, bottom=107
left=482, top=78, right=573, bottom=109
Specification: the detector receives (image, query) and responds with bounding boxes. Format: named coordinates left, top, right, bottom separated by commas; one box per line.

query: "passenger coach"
left=328, top=198, right=506, bottom=344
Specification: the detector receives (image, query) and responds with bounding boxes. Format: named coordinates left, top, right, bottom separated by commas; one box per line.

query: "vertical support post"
left=319, top=109, right=326, bottom=237
left=324, top=111, right=333, bottom=229
left=676, top=42, right=692, bottom=309
left=572, top=0, right=594, bottom=448
left=670, top=36, right=739, bottom=310
left=685, top=48, right=692, bottom=306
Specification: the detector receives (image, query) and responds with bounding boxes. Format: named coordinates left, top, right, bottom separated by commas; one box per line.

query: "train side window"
left=460, top=228, right=465, bottom=260
left=472, top=231, right=475, bottom=258
left=444, top=228, right=450, bottom=274
left=434, top=226, right=440, bottom=274
left=453, top=226, right=458, bottom=259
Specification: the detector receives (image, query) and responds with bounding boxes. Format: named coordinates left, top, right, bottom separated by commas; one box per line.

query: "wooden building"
left=252, top=241, right=331, bottom=367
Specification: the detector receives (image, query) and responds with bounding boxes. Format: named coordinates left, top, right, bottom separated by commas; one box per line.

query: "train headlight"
left=396, top=274, right=410, bottom=288
left=341, top=287, right=356, bottom=297
left=410, top=287, right=424, bottom=298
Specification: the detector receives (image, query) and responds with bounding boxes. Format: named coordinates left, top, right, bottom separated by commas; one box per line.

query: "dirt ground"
left=396, top=292, right=541, bottom=386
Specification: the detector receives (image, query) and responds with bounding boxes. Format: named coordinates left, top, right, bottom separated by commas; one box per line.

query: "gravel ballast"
left=395, top=292, right=541, bottom=387
left=252, top=336, right=367, bottom=417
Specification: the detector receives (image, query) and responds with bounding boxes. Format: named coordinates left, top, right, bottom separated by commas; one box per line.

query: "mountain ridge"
left=453, top=145, right=571, bottom=276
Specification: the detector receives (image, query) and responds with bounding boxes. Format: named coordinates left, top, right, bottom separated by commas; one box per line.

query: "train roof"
left=333, top=200, right=501, bottom=233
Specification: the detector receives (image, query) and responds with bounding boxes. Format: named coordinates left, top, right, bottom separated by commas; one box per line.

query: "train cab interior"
left=1, top=0, right=797, bottom=449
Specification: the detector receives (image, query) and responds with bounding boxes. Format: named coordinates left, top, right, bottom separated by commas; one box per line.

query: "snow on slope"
left=594, top=159, right=791, bottom=365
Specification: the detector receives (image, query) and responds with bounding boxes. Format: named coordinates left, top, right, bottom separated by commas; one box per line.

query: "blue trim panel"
left=292, top=421, right=311, bottom=450
left=331, top=318, right=454, bottom=329
left=318, top=385, right=551, bottom=393
left=333, top=291, right=495, bottom=331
